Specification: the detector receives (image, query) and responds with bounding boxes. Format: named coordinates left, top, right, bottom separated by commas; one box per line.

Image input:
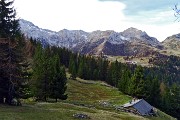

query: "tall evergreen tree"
left=32, top=45, right=68, bottom=101
left=33, top=45, right=52, bottom=101
left=50, top=55, right=67, bottom=102
left=69, top=54, right=77, bottom=79
left=107, top=60, right=122, bottom=86
left=0, top=0, right=20, bottom=38
left=118, top=69, right=131, bottom=94
left=77, top=58, right=85, bottom=79
left=0, top=0, right=26, bottom=105
left=32, top=44, right=47, bottom=100
left=98, top=59, right=108, bottom=81
left=128, top=66, right=145, bottom=98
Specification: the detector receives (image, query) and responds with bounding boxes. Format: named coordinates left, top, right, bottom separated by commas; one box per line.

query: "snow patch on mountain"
left=19, top=19, right=89, bottom=49
left=19, top=19, right=162, bottom=52
left=108, top=32, right=129, bottom=44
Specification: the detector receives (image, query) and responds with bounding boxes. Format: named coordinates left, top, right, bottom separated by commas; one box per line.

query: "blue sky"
left=14, top=0, right=180, bottom=41
left=99, top=0, right=179, bottom=24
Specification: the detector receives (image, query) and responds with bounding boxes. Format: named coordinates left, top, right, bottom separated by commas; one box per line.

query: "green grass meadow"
left=0, top=76, right=176, bottom=120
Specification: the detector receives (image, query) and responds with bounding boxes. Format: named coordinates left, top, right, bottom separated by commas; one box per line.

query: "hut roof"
left=123, top=99, right=153, bottom=116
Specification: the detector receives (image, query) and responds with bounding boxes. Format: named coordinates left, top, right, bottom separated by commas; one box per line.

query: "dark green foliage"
left=147, top=77, right=160, bottom=106
left=27, top=39, right=180, bottom=118
left=0, top=0, right=28, bottom=105
left=0, top=37, right=28, bottom=105
left=149, top=55, right=180, bottom=84
left=50, top=55, right=67, bottom=102
left=160, top=84, right=180, bottom=119
left=0, top=0, right=179, bottom=118
left=0, top=0, right=20, bottom=38
left=128, top=66, right=145, bottom=97
left=68, top=54, right=77, bottom=79
left=31, top=44, right=45, bottom=100
left=77, top=58, right=85, bottom=78
left=107, top=60, right=120, bottom=86
left=61, top=49, right=179, bottom=118
left=98, top=59, right=108, bottom=81
left=32, top=45, right=67, bottom=101
left=118, top=69, right=131, bottom=94
left=32, top=45, right=52, bottom=101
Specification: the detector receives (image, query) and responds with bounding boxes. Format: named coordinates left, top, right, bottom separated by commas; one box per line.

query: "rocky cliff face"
left=121, top=27, right=161, bottom=47
left=20, top=19, right=173, bottom=57
left=75, top=27, right=162, bottom=56
left=163, top=34, right=180, bottom=50
left=20, top=19, right=89, bottom=48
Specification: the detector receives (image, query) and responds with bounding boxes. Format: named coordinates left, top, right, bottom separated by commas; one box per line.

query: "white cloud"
left=14, top=0, right=125, bottom=31
left=14, top=0, right=180, bottom=42
left=145, top=24, right=180, bottom=41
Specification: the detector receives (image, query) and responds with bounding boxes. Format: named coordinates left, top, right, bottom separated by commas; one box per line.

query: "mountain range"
left=19, top=19, right=180, bottom=57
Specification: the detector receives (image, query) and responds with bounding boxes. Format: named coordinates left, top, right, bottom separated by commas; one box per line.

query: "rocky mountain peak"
left=121, top=27, right=146, bottom=38
left=164, top=33, right=180, bottom=43
left=20, top=19, right=89, bottom=48
left=120, top=27, right=160, bottom=47
left=20, top=19, right=167, bottom=56
left=162, top=34, right=180, bottom=52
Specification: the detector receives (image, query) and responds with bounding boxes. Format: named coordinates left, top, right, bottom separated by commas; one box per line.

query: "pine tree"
left=106, top=60, right=120, bottom=86
left=150, top=77, right=160, bottom=106
left=78, top=58, right=85, bottom=78
left=49, top=55, right=67, bottom=102
left=118, top=69, right=131, bottom=94
left=0, top=0, right=25, bottom=105
left=128, top=66, right=145, bottom=98
left=32, top=44, right=47, bottom=100
left=69, top=54, right=77, bottom=79
left=0, top=37, right=27, bottom=105
left=32, top=45, right=68, bottom=101
left=98, top=59, right=108, bottom=81
left=0, top=0, right=20, bottom=38
left=32, top=45, right=51, bottom=101
left=167, top=84, right=180, bottom=118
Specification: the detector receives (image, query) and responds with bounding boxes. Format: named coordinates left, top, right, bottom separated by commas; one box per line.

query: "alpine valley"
left=20, top=19, right=180, bottom=57
left=1, top=0, right=180, bottom=120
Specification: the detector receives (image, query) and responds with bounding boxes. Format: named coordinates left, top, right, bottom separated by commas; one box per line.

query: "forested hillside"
left=0, top=0, right=179, bottom=119
left=25, top=39, right=179, bottom=119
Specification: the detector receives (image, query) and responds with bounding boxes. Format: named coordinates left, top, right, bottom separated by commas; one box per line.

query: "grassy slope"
left=0, top=75, right=176, bottom=120
left=107, top=56, right=154, bottom=67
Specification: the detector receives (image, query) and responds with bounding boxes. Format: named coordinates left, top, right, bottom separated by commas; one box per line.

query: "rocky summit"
left=20, top=19, right=180, bottom=57
left=163, top=34, right=180, bottom=50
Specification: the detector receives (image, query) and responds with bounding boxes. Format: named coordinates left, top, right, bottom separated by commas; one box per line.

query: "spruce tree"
left=0, top=0, right=20, bottom=38
left=32, top=44, right=46, bottom=100
left=149, top=77, right=160, bottom=106
left=33, top=45, right=53, bottom=101
left=118, top=69, right=131, bottom=94
left=32, top=45, right=68, bottom=101
left=78, top=59, right=85, bottom=78
left=0, top=0, right=26, bottom=105
left=98, top=59, right=108, bottom=81
left=53, top=66, right=67, bottom=101
left=128, top=66, right=145, bottom=98
left=69, top=54, right=77, bottom=79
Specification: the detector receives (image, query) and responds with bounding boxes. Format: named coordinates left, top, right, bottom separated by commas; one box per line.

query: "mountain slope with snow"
left=21, top=19, right=175, bottom=56
left=20, top=19, right=89, bottom=48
